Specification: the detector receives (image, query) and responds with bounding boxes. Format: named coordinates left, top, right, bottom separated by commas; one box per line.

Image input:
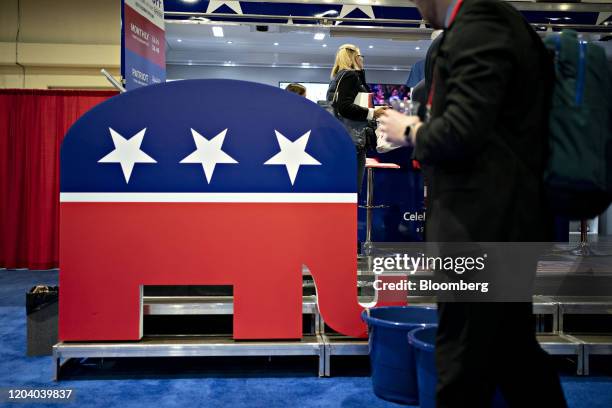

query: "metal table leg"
left=53, top=356, right=60, bottom=381
left=583, top=345, right=589, bottom=376
left=323, top=335, right=331, bottom=377
left=52, top=345, right=68, bottom=381
left=316, top=334, right=326, bottom=377
left=552, top=303, right=559, bottom=334
left=577, top=345, right=584, bottom=375
left=363, top=167, right=374, bottom=256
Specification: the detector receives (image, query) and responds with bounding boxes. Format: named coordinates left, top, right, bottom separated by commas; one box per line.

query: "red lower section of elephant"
left=59, top=202, right=368, bottom=341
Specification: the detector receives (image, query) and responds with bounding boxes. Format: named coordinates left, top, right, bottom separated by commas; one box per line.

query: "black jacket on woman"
left=326, top=69, right=372, bottom=121
left=326, top=69, right=372, bottom=193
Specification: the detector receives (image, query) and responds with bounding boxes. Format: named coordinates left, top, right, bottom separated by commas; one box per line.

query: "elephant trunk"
left=306, top=241, right=368, bottom=339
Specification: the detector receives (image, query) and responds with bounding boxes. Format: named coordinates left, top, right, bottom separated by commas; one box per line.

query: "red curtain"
left=0, top=89, right=117, bottom=270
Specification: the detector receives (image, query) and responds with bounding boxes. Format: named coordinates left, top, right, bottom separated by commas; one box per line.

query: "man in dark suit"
left=411, top=30, right=443, bottom=121
left=379, top=0, right=567, bottom=406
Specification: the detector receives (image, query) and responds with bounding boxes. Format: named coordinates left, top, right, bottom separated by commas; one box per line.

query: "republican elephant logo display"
left=59, top=79, right=369, bottom=341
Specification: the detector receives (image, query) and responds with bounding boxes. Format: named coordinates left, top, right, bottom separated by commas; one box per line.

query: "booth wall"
left=0, top=0, right=120, bottom=89
left=166, top=64, right=411, bottom=88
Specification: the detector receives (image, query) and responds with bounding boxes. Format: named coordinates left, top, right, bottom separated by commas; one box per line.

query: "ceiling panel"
left=166, top=23, right=430, bottom=68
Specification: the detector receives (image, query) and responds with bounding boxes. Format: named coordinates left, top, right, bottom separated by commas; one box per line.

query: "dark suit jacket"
left=412, top=33, right=444, bottom=120
left=326, top=69, right=372, bottom=121
left=413, top=0, right=554, bottom=242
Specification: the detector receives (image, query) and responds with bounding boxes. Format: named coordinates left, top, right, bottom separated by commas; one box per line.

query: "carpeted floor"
left=1, top=270, right=612, bottom=408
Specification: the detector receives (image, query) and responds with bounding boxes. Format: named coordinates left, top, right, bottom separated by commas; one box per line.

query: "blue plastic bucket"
left=407, top=326, right=438, bottom=408
left=361, top=306, right=438, bottom=405
left=408, top=326, right=509, bottom=408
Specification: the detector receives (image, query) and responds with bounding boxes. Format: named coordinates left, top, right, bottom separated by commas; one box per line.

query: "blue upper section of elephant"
left=61, top=79, right=356, bottom=193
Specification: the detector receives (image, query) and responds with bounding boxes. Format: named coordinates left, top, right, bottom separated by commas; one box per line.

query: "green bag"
left=544, top=30, right=612, bottom=220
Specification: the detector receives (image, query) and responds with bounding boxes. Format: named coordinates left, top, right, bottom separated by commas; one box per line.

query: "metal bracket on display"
left=100, top=69, right=126, bottom=93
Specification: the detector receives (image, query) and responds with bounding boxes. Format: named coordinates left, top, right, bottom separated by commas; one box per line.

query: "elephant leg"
left=59, top=270, right=143, bottom=341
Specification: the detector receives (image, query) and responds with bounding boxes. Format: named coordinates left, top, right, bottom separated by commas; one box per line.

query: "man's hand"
left=378, top=109, right=421, bottom=146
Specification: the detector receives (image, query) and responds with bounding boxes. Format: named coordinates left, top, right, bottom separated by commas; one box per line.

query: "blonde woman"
left=326, top=44, right=386, bottom=190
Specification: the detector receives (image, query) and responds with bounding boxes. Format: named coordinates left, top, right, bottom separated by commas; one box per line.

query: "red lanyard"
left=448, top=0, right=464, bottom=27
left=426, top=0, right=464, bottom=108
left=427, top=81, right=436, bottom=108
